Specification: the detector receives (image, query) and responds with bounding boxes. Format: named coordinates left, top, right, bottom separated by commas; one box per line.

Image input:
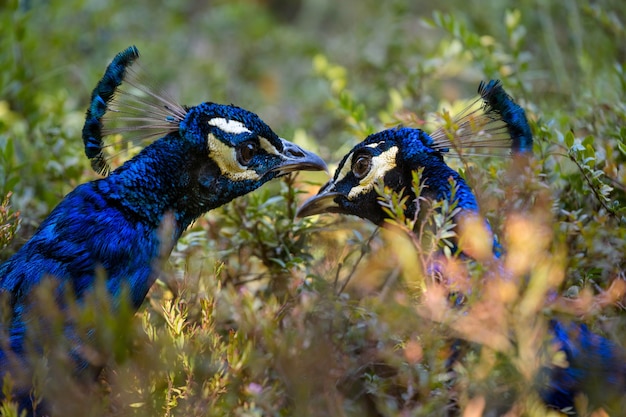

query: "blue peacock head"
left=82, top=46, right=326, bottom=213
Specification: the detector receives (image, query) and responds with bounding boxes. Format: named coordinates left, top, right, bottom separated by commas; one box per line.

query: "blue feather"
left=0, top=46, right=326, bottom=415
left=477, top=80, right=533, bottom=153
left=82, top=46, right=140, bottom=175
left=540, top=320, right=626, bottom=413
left=297, top=80, right=625, bottom=414
left=429, top=79, right=533, bottom=156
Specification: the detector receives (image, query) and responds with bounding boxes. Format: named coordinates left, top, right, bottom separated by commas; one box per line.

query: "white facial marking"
left=207, top=133, right=260, bottom=181
left=335, top=153, right=354, bottom=183
left=259, top=137, right=280, bottom=156
left=334, top=142, right=386, bottom=183
left=347, top=146, right=398, bottom=199
left=208, top=118, right=252, bottom=135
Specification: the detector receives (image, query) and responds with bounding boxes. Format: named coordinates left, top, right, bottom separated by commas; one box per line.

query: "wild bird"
left=0, top=46, right=326, bottom=414
left=298, top=80, right=531, bottom=247
left=297, top=80, right=626, bottom=414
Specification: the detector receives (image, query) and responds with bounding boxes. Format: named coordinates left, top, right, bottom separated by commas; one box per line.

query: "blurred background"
left=1, top=1, right=626, bottom=416
left=1, top=0, right=624, bottom=225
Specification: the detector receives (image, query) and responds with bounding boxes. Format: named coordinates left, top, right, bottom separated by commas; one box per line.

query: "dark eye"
left=352, top=154, right=372, bottom=179
left=237, top=141, right=259, bottom=165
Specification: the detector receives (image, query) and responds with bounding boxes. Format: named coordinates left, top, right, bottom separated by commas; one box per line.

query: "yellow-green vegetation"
left=1, top=0, right=625, bottom=415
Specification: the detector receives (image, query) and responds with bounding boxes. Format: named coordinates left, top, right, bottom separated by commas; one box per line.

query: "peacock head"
left=296, top=127, right=442, bottom=225
left=177, top=102, right=327, bottom=204
left=83, top=46, right=327, bottom=213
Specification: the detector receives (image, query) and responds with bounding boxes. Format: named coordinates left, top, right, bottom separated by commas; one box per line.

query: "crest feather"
left=428, top=80, right=533, bottom=157
left=82, top=46, right=187, bottom=175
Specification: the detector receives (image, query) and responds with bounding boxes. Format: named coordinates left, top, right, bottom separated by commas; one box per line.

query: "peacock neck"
left=429, top=164, right=479, bottom=212
left=406, top=160, right=480, bottom=217
left=96, top=134, right=204, bottom=236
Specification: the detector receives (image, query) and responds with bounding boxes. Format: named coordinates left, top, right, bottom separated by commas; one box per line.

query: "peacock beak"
left=270, top=138, right=328, bottom=176
left=295, top=181, right=343, bottom=218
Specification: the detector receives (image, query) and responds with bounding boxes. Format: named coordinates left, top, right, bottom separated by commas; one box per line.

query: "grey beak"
left=295, top=181, right=342, bottom=218
left=271, top=138, right=328, bottom=176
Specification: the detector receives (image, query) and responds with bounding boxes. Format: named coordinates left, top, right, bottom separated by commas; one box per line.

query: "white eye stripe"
left=259, top=137, right=280, bottom=155
left=335, top=153, right=354, bottom=183
left=207, top=133, right=260, bottom=181
left=334, top=142, right=387, bottom=183
left=347, top=146, right=398, bottom=199
left=208, top=118, right=252, bottom=135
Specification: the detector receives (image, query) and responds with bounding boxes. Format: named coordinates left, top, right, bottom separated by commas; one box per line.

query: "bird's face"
left=297, top=128, right=441, bottom=225
left=182, top=103, right=327, bottom=203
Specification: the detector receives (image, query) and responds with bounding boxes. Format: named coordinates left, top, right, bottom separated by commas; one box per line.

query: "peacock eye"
left=237, top=141, right=259, bottom=165
left=352, top=153, right=372, bottom=179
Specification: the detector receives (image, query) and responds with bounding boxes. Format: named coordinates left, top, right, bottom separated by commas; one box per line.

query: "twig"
left=337, top=228, right=379, bottom=295
left=568, top=153, right=617, bottom=218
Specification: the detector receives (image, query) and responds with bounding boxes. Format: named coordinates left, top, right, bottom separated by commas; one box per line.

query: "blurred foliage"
left=1, top=0, right=626, bottom=416
left=0, top=193, right=20, bottom=252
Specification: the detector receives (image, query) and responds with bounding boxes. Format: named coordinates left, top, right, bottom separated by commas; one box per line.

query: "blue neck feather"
left=99, top=133, right=201, bottom=234
left=400, top=129, right=480, bottom=217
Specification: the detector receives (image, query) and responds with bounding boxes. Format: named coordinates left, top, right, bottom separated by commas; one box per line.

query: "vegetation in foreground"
left=1, top=0, right=625, bottom=415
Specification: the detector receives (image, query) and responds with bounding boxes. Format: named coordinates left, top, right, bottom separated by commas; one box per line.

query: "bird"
left=297, top=80, right=531, bottom=245
left=296, top=80, right=625, bottom=414
left=540, top=319, right=626, bottom=412
left=0, top=46, right=327, bottom=415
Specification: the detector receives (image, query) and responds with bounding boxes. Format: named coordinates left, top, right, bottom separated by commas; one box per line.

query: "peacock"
left=0, top=46, right=327, bottom=415
left=297, top=80, right=626, bottom=414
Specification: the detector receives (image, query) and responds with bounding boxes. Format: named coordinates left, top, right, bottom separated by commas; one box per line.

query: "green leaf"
left=564, top=130, right=575, bottom=148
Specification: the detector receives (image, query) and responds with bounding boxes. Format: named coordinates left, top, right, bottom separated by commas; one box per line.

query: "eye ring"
left=236, top=141, right=259, bottom=165
left=352, top=153, right=372, bottom=179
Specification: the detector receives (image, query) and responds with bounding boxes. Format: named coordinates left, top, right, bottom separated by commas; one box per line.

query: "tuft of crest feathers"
left=429, top=80, right=533, bottom=157
left=82, top=46, right=187, bottom=176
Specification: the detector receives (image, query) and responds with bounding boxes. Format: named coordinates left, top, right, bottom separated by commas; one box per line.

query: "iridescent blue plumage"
left=0, top=47, right=326, bottom=415
left=477, top=80, right=533, bottom=153
left=541, top=320, right=626, bottom=413
left=297, top=80, right=625, bottom=414
left=82, top=46, right=140, bottom=175
left=296, top=81, right=521, bottom=236
left=428, top=79, right=533, bottom=157
left=305, top=127, right=480, bottom=226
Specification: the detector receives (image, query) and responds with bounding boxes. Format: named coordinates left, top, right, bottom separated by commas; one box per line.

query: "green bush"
left=1, top=0, right=625, bottom=415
